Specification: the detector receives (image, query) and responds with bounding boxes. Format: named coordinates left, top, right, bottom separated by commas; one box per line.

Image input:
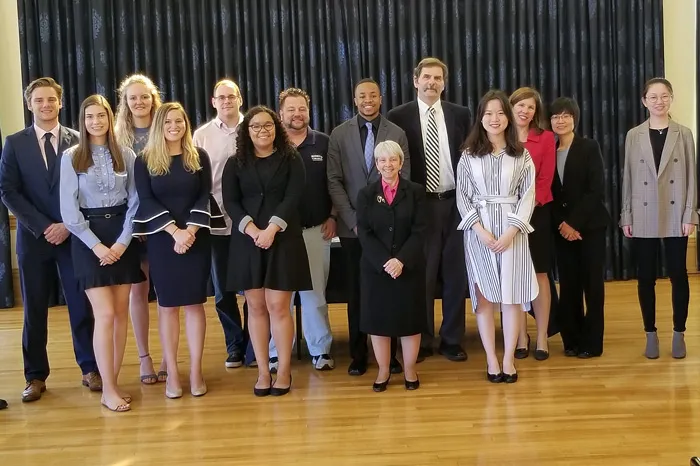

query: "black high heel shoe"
left=270, top=374, right=292, bottom=397
left=253, top=374, right=272, bottom=397
left=373, top=376, right=390, bottom=392
left=404, top=377, right=420, bottom=390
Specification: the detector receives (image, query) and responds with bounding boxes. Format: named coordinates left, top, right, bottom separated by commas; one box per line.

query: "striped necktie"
left=425, top=107, right=440, bottom=192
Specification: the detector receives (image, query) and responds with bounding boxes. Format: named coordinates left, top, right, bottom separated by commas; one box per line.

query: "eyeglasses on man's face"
left=250, top=122, right=275, bottom=133
left=215, top=94, right=239, bottom=103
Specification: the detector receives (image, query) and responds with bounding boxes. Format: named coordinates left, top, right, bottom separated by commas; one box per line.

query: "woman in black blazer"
left=549, top=97, right=610, bottom=359
left=222, top=106, right=311, bottom=397
left=356, top=141, right=427, bottom=392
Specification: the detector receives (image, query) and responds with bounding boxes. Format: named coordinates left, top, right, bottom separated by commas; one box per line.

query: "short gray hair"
left=373, top=140, right=404, bottom=163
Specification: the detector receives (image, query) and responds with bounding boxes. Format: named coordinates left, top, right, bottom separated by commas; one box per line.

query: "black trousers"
left=340, top=237, right=397, bottom=362
left=555, top=228, right=606, bottom=355
left=423, top=197, right=467, bottom=347
left=19, top=241, right=98, bottom=382
left=633, top=236, right=689, bottom=333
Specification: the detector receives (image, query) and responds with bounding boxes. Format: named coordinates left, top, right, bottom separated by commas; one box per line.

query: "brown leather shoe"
left=82, top=372, right=103, bottom=392
left=22, top=380, right=46, bottom=402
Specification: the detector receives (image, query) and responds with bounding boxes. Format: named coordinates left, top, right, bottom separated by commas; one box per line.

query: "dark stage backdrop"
left=12, top=0, right=663, bottom=309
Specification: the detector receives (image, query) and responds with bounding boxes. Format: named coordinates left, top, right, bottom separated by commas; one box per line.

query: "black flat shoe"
left=253, top=375, right=272, bottom=397
left=390, top=357, right=403, bottom=374
left=503, top=372, right=518, bottom=383
left=514, top=334, right=530, bottom=359
left=348, top=359, right=368, bottom=376
left=373, top=376, right=390, bottom=392
left=487, top=371, right=503, bottom=383
left=564, top=348, right=578, bottom=357
left=534, top=349, right=549, bottom=361
left=270, top=375, right=292, bottom=397
left=577, top=351, right=600, bottom=359
left=404, top=377, right=420, bottom=390
left=438, top=343, right=467, bottom=362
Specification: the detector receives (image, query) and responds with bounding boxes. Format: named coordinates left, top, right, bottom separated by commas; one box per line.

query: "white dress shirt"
left=34, top=123, right=60, bottom=168
left=417, top=98, right=455, bottom=192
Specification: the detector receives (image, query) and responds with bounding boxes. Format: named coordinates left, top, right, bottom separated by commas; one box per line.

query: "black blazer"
left=387, top=100, right=471, bottom=187
left=0, top=125, right=79, bottom=257
left=222, top=150, right=306, bottom=237
left=356, top=177, right=427, bottom=272
left=551, top=135, right=610, bottom=232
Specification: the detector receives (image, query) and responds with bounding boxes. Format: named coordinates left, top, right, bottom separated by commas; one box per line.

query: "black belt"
left=426, top=189, right=455, bottom=200
left=81, top=205, right=127, bottom=220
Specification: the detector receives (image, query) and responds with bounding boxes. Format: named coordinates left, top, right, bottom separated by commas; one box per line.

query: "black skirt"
left=72, top=205, right=145, bottom=291
left=528, top=203, right=553, bottom=273
left=227, top=229, right=312, bottom=292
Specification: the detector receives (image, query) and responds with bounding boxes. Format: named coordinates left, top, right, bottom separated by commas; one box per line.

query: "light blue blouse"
left=60, top=144, right=139, bottom=249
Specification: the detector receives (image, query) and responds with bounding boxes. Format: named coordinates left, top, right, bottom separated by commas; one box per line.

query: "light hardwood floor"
left=0, top=278, right=699, bottom=465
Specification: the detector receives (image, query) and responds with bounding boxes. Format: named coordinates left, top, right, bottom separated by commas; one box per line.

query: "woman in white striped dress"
left=456, top=90, right=538, bottom=384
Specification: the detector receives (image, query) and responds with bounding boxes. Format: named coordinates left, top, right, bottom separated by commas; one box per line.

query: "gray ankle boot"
left=672, top=331, right=686, bottom=359
left=645, top=332, right=660, bottom=359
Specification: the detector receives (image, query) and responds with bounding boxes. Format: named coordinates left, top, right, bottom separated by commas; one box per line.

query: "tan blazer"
left=620, top=119, right=698, bottom=237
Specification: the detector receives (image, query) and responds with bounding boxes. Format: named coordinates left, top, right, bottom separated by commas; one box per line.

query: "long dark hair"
left=461, top=90, right=524, bottom=157
left=73, top=95, right=125, bottom=173
left=233, top=105, right=296, bottom=165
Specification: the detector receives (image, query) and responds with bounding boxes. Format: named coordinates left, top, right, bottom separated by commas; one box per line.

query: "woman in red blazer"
left=510, top=87, right=556, bottom=360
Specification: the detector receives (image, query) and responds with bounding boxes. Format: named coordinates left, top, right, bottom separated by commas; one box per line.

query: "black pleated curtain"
left=0, top=131, right=15, bottom=308
left=12, top=0, right=663, bottom=307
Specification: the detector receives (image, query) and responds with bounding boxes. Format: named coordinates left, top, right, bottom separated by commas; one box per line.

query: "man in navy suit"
left=388, top=58, right=471, bottom=362
left=0, top=77, right=100, bottom=402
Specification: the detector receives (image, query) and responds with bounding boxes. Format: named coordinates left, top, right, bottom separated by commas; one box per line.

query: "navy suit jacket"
left=0, top=125, right=79, bottom=257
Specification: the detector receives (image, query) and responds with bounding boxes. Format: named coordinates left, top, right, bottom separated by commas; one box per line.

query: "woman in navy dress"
left=60, top=95, right=144, bottom=412
left=133, top=102, right=225, bottom=399
left=222, top=106, right=311, bottom=397
left=114, top=73, right=165, bottom=385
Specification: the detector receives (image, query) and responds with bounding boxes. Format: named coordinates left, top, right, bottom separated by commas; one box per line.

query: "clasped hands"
left=559, top=222, right=582, bottom=241
left=92, top=242, right=127, bottom=266
left=383, top=258, right=403, bottom=279
left=245, top=222, right=280, bottom=249
left=172, top=227, right=197, bottom=254
left=474, top=224, right=518, bottom=253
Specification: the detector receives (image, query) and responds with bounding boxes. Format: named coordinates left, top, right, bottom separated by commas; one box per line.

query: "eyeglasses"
left=249, top=122, right=275, bottom=133
left=550, top=114, right=573, bottom=122
left=215, top=94, right=239, bottom=103
left=645, top=95, right=672, bottom=104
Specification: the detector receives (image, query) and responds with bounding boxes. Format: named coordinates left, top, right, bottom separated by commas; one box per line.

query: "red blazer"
left=524, top=128, right=556, bottom=206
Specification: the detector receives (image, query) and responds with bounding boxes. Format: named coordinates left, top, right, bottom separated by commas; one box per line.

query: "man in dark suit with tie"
left=388, top=58, right=471, bottom=362
left=327, top=78, right=411, bottom=375
left=0, top=77, right=100, bottom=402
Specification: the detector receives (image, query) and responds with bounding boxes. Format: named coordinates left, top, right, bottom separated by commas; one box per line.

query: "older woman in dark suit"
left=356, top=141, right=427, bottom=392
left=550, top=97, right=610, bottom=359
left=621, top=78, right=698, bottom=359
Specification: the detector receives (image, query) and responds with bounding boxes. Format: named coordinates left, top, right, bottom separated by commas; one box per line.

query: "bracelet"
left=171, top=228, right=179, bottom=237
left=329, top=214, right=337, bottom=221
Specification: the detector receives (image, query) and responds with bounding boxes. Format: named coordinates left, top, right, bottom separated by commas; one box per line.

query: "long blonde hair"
left=114, top=74, right=162, bottom=149
left=142, top=102, right=201, bottom=176
left=72, top=95, right=125, bottom=173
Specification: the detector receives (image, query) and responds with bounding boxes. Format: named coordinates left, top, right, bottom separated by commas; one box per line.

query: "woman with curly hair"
left=222, top=106, right=311, bottom=397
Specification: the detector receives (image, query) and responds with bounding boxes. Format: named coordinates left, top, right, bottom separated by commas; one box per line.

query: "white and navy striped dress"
left=456, top=148, right=539, bottom=312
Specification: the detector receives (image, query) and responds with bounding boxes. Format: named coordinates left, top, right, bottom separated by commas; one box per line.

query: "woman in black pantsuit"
left=222, top=106, right=311, bottom=397
left=549, top=98, right=610, bottom=359
left=133, top=102, right=225, bottom=399
left=356, top=141, right=427, bottom=392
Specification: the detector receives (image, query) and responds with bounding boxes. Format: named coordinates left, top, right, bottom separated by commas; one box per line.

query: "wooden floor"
left=0, top=278, right=699, bottom=465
